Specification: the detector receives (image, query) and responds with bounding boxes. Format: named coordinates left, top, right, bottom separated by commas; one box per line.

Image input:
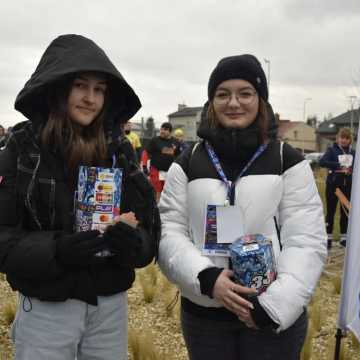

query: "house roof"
left=317, top=109, right=360, bottom=135
left=168, top=106, right=203, bottom=118
left=317, top=120, right=337, bottom=135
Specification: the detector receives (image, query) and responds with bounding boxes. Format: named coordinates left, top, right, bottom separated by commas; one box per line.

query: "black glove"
left=56, top=230, right=106, bottom=266
left=103, top=221, right=141, bottom=266
left=142, top=166, right=149, bottom=176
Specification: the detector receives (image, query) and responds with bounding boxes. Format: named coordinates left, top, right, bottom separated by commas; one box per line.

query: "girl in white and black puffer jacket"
left=158, top=54, right=327, bottom=360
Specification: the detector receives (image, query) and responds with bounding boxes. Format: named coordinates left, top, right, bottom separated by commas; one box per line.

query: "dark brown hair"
left=41, top=74, right=108, bottom=179
left=206, top=97, right=269, bottom=143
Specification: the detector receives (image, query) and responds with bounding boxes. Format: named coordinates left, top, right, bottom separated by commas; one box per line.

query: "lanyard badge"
left=205, top=141, right=268, bottom=205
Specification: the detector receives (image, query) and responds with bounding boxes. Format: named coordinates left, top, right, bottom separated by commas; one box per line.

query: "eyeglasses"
left=213, top=89, right=258, bottom=106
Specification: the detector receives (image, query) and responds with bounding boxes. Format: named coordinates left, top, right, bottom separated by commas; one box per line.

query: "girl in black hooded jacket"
left=0, top=34, right=159, bottom=360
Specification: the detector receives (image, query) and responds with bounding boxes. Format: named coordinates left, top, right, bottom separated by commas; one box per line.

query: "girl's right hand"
left=212, top=269, right=257, bottom=319
left=113, top=211, right=139, bottom=228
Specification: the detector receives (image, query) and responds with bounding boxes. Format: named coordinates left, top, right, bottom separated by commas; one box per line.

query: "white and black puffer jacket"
left=158, top=139, right=327, bottom=332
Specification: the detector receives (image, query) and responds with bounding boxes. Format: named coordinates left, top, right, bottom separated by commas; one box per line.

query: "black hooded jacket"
left=0, top=34, right=159, bottom=305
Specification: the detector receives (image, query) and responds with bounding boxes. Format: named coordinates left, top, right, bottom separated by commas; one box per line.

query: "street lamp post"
left=348, top=96, right=357, bottom=135
left=302, top=97, right=312, bottom=155
left=303, top=97, right=312, bottom=122
left=264, top=58, right=270, bottom=90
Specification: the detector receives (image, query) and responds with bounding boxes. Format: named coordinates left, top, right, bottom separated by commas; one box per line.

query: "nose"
left=228, top=93, right=241, bottom=107
left=84, top=88, right=96, bottom=103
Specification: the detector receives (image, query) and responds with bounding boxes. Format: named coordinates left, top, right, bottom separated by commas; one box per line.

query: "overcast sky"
left=1, top=0, right=360, bottom=129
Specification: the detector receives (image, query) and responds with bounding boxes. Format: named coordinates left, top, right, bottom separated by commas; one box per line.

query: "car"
left=305, top=152, right=324, bottom=166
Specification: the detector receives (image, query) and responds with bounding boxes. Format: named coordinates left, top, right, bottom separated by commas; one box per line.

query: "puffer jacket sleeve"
left=0, top=146, right=64, bottom=280
left=110, top=152, right=159, bottom=269
left=258, top=159, right=327, bottom=332
left=158, top=162, right=215, bottom=295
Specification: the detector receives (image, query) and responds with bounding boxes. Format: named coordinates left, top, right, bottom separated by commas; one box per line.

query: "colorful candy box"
left=229, top=234, right=277, bottom=294
left=75, top=166, right=123, bottom=233
left=75, top=166, right=123, bottom=257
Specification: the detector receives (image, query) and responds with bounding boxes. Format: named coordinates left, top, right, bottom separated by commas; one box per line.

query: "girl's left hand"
left=212, top=269, right=259, bottom=329
left=236, top=305, right=259, bottom=330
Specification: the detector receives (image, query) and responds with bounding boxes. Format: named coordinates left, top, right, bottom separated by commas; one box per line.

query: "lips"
left=77, top=106, right=95, bottom=114
left=225, top=113, right=245, bottom=119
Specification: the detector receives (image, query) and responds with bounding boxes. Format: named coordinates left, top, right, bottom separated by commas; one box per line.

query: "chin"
left=73, top=117, right=95, bottom=127
left=223, top=120, right=247, bottom=129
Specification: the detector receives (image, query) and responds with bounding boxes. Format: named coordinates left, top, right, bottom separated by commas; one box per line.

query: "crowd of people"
left=0, top=33, right=352, bottom=360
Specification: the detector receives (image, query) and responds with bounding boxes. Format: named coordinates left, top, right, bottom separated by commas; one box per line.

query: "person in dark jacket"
left=0, top=124, right=8, bottom=149
left=319, top=127, right=355, bottom=248
left=158, top=55, right=326, bottom=360
left=0, top=34, right=159, bottom=360
left=173, top=128, right=190, bottom=157
left=146, top=121, right=178, bottom=201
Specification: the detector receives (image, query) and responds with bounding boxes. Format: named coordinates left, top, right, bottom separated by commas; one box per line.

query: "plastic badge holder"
left=229, top=234, right=277, bottom=294
left=75, top=166, right=123, bottom=256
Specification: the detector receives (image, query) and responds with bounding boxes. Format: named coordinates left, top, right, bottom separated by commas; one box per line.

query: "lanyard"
left=205, top=141, right=268, bottom=205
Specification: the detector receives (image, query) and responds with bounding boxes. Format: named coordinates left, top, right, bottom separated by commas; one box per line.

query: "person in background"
left=158, top=54, right=327, bottom=360
left=146, top=122, right=178, bottom=201
left=123, top=120, right=142, bottom=162
left=0, top=125, right=7, bottom=149
left=0, top=34, right=159, bottom=360
left=174, top=128, right=189, bottom=157
left=319, top=127, right=355, bottom=248
left=140, top=148, right=150, bottom=176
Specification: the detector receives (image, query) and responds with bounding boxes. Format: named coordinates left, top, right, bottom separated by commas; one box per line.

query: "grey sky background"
left=1, top=0, right=360, bottom=128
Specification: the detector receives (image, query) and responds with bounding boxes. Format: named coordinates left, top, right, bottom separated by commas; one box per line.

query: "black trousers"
left=181, top=307, right=307, bottom=360
left=325, top=180, right=351, bottom=235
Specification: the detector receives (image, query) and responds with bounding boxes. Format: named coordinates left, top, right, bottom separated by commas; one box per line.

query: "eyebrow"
left=216, top=86, right=255, bottom=92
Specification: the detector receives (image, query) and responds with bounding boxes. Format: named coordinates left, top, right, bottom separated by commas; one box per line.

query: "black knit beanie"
left=208, top=54, right=268, bottom=101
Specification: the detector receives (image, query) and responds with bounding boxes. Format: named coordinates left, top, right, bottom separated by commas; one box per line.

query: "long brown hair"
left=41, top=74, right=108, bottom=179
left=206, top=97, right=269, bottom=144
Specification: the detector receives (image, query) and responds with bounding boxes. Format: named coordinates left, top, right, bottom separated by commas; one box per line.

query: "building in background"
left=316, top=109, right=360, bottom=151
left=168, top=104, right=203, bottom=142
left=277, top=120, right=317, bottom=154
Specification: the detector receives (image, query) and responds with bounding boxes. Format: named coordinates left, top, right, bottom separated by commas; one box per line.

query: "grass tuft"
left=1, top=297, right=17, bottom=326
left=128, top=328, right=167, bottom=360
left=138, top=271, right=157, bottom=304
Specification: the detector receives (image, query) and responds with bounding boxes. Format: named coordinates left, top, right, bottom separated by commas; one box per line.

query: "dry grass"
left=1, top=297, right=17, bottom=327
left=332, top=275, right=342, bottom=295
left=138, top=265, right=159, bottom=304
left=129, top=328, right=167, bottom=360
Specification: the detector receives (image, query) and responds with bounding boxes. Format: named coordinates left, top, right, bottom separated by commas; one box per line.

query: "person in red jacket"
left=146, top=122, right=178, bottom=201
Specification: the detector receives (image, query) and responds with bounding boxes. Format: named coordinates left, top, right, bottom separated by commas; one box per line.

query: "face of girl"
left=67, top=73, right=107, bottom=127
left=212, top=79, right=259, bottom=129
left=338, top=136, right=351, bottom=148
